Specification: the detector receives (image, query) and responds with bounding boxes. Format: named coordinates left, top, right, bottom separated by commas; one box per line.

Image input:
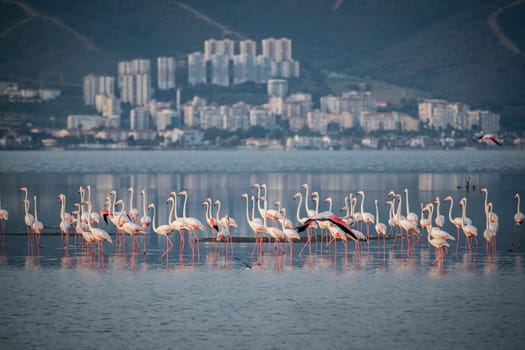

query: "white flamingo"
left=0, top=192, right=7, bottom=236
left=148, top=202, right=174, bottom=261
left=374, top=199, right=387, bottom=246
left=357, top=191, right=375, bottom=239
left=403, top=188, right=419, bottom=225
left=514, top=193, right=524, bottom=225
left=127, top=187, right=139, bottom=222
left=480, top=188, right=499, bottom=224
left=459, top=197, right=478, bottom=251
left=423, top=204, right=449, bottom=266
left=115, top=199, right=146, bottom=252
left=58, top=194, right=71, bottom=244
left=32, top=195, right=44, bottom=245
left=433, top=197, right=445, bottom=229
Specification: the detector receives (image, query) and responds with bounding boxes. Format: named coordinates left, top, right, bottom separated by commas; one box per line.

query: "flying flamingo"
left=374, top=199, right=387, bottom=248
left=459, top=197, right=478, bottom=251
left=148, top=202, right=174, bottom=262
left=0, top=193, right=8, bottom=237
left=477, top=132, right=501, bottom=146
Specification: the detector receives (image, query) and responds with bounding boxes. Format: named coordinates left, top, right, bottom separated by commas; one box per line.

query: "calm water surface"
left=1, top=150, right=524, bottom=349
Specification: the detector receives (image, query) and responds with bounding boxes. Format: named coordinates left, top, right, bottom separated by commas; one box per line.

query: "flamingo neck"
left=142, top=192, right=147, bottom=216
left=375, top=200, right=379, bottom=222
left=360, top=193, right=365, bottom=215
left=151, top=205, right=157, bottom=232
left=295, top=194, right=302, bottom=222
left=215, top=201, right=221, bottom=221
left=129, top=189, right=134, bottom=212
left=33, top=196, right=38, bottom=221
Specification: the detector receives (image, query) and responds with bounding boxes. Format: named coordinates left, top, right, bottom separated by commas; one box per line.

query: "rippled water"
left=1, top=150, right=524, bottom=349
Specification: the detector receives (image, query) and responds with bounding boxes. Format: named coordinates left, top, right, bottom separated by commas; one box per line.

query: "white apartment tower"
left=83, top=74, right=115, bottom=106
left=204, top=39, right=235, bottom=60
left=188, top=52, right=207, bottom=86
left=157, top=57, right=176, bottom=90
left=210, top=54, right=230, bottom=87
left=239, top=39, right=257, bottom=56
left=262, top=37, right=292, bottom=61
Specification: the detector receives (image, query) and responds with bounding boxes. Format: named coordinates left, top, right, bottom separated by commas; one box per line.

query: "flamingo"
left=0, top=193, right=8, bottom=237
left=85, top=200, right=113, bottom=255
left=72, top=204, right=96, bottom=251
left=214, top=198, right=238, bottom=231
left=433, top=197, right=445, bottom=229
left=260, top=184, right=282, bottom=225
left=139, top=190, right=151, bottom=228
left=241, top=193, right=266, bottom=256
left=20, top=187, right=34, bottom=235
left=203, top=198, right=219, bottom=239
left=444, top=195, right=466, bottom=249
left=279, top=207, right=300, bottom=257
left=148, top=202, right=174, bottom=261
left=403, top=188, right=419, bottom=225
left=374, top=199, right=387, bottom=247
left=310, top=192, right=332, bottom=242
left=350, top=193, right=363, bottom=229
left=178, top=190, right=205, bottom=258
left=385, top=200, right=397, bottom=236
left=294, top=192, right=317, bottom=256
left=260, top=194, right=286, bottom=254
left=423, top=204, right=449, bottom=266
left=58, top=194, right=71, bottom=245
left=484, top=202, right=497, bottom=254
left=477, top=132, right=501, bottom=146
left=357, top=191, right=375, bottom=240
left=419, top=203, right=431, bottom=235
left=295, top=211, right=359, bottom=242
left=514, top=193, right=524, bottom=225
left=213, top=199, right=233, bottom=251
left=115, top=199, right=146, bottom=252
left=31, top=195, right=44, bottom=246
left=480, top=188, right=499, bottom=225
left=274, top=200, right=293, bottom=229
left=459, top=197, right=478, bottom=251
left=167, top=196, right=186, bottom=254
left=395, top=194, right=420, bottom=250
left=425, top=203, right=455, bottom=242
left=300, top=183, right=316, bottom=218
left=85, top=185, right=100, bottom=226
left=127, top=187, right=139, bottom=222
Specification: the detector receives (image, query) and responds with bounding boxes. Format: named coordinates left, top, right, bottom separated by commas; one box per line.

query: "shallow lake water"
left=1, top=150, right=525, bottom=349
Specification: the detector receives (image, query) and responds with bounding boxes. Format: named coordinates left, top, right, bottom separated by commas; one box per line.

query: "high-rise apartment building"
left=210, top=54, right=230, bottom=86
left=204, top=39, right=235, bottom=60
left=188, top=52, right=207, bottom=86
left=157, top=57, right=176, bottom=90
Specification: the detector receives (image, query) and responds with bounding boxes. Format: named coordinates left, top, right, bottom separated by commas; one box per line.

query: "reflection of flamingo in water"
left=148, top=202, right=174, bottom=262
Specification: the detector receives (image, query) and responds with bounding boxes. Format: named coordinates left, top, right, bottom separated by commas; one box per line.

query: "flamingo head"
left=444, top=196, right=453, bottom=202
left=480, top=188, right=487, bottom=193
left=301, top=183, right=308, bottom=189
left=293, top=192, right=300, bottom=200
left=241, top=193, right=248, bottom=199
left=178, top=190, right=187, bottom=197
left=128, top=187, right=133, bottom=193
left=311, top=191, right=319, bottom=199
left=514, top=193, right=520, bottom=200
left=341, top=206, right=348, bottom=212
left=213, top=200, right=220, bottom=206
left=385, top=200, right=392, bottom=206
left=147, top=203, right=155, bottom=209
left=325, top=197, right=331, bottom=203
left=387, top=190, right=395, bottom=197
left=357, top=190, right=364, bottom=196
left=433, top=197, right=440, bottom=204
left=274, top=200, right=281, bottom=207
left=115, top=199, right=124, bottom=207
left=140, top=190, right=145, bottom=196
left=250, top=183, right=259, bottom=188
left=167, top=197, right=174, bottom=203
left=19, top=186, right=28, bottom=192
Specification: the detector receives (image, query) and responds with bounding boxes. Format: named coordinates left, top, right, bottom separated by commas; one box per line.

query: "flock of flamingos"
left=0, top=183, right=524, bottom=268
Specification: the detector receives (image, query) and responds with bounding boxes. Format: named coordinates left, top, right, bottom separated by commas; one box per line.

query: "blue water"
left=0, top=150, right=524, bottom=349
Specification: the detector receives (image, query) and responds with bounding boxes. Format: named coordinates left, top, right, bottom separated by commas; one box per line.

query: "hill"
left=0, top=0, right=524, bottom=127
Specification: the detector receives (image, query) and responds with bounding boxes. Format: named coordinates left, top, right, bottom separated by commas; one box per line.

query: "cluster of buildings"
left=0, top=81, right=61, bottom=102
left=418, top=99, right=500, bottom=132
left=188, top=37, right=300, bottom=86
